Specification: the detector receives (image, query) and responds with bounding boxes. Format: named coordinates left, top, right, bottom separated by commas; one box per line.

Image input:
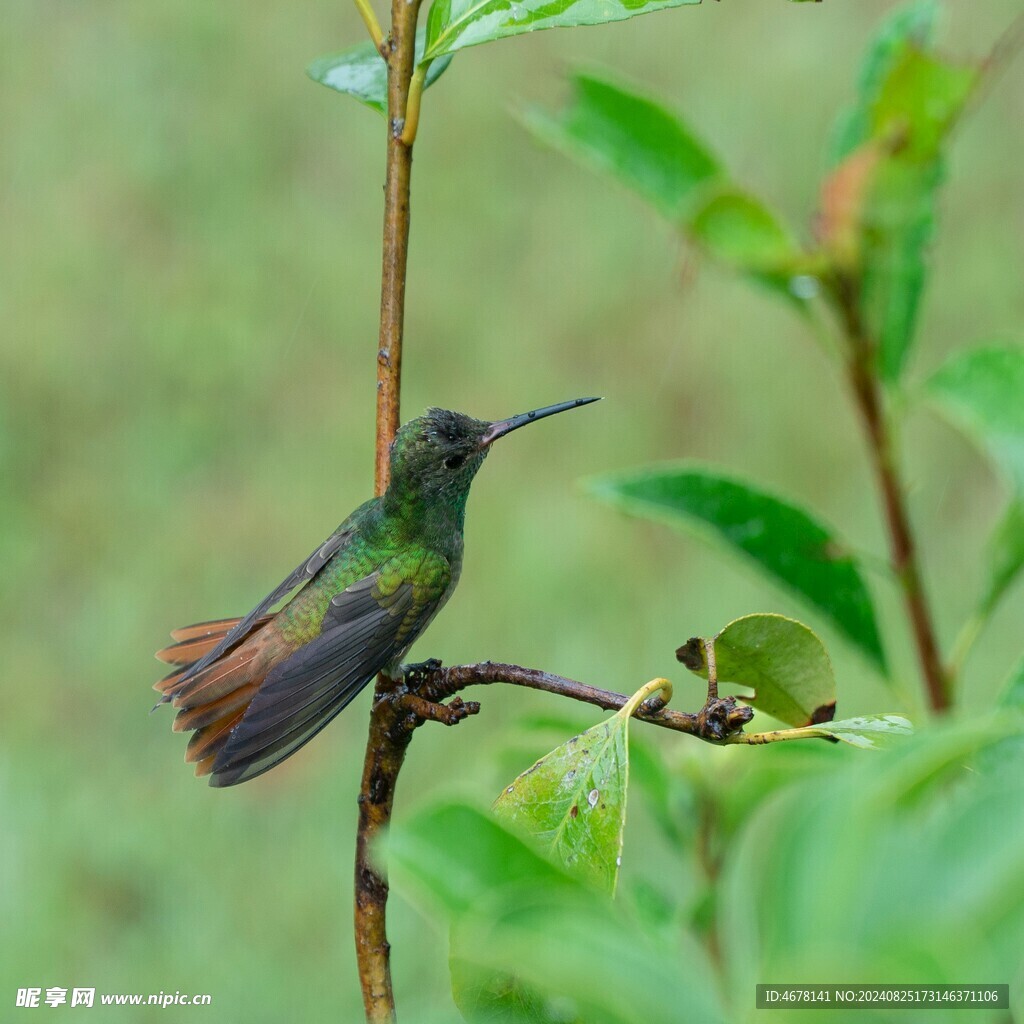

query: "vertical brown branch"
left=374, top=0, right=422, bottom=495
left=357, top=0, right=424, bottom=1020
left=834, top=278, right=950, bottom=712
left=355, top=685, right=414, bottom=1023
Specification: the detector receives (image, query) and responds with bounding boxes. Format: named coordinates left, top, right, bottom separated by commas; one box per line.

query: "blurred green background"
left=2, top=0, right=1022, bottom=1020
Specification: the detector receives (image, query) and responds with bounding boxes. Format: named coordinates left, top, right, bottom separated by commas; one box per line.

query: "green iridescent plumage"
left=154, top=399, right=599, bottom=787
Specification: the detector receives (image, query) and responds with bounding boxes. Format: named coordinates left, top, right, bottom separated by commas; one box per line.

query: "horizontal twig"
left=400, top=660, right=754, bottom=741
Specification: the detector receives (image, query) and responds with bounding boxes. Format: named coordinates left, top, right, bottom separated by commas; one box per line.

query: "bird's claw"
left=441, top=696, right=480, bottom=725
left=395, top=692, right=480, bottom=731
left=402, top=658, right=444, bottom=691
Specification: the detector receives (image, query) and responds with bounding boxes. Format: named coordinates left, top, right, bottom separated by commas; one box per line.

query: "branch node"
left=695, top=696, right=753, bottom=742
left=640, top=694, right=668, bottom=715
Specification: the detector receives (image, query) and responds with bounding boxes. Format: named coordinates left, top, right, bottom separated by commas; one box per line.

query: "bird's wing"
left=166, top=517, right=361, bottom=695
left=208, top=551, right=452, bottom=787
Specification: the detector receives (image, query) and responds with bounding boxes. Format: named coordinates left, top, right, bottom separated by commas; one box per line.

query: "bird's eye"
left=444, top=454, right=466, bottom=470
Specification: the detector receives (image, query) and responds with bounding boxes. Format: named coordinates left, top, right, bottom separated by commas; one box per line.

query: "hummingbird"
left=154, top=397, right=599, bottom=788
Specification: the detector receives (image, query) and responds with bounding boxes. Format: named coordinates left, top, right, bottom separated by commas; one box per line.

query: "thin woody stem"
left=374, top=0, right=424, bottom=495
left=407, top=661, right=753, bottom=739
left=703, top=637, right=718, bottom=701
left=832, top=276, right=950, bottom=712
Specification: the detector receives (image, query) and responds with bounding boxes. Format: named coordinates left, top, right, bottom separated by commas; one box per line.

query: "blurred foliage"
left=390, top=717, right=1024, bottom=1024
left=387, top=802, right=727, bottom=1024
left=927, top=347, right=1024, bottom=627
left=2, top=0, right=1022, bottom=1021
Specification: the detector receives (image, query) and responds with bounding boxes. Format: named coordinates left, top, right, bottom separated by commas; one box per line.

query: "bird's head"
left=385, top=398, right=600, bottom=512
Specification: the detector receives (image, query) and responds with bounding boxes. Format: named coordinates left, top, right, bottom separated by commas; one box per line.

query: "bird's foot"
left=695, top=696, right=753, bottom=741
left=434, top=695, right=480, bottom=726
left=398, top=693, right=480, bottom=728
left=401, top=658, right=444, bottom=692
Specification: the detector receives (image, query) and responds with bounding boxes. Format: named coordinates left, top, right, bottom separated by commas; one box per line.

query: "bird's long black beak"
left=479, top=397, right=602, bottom=447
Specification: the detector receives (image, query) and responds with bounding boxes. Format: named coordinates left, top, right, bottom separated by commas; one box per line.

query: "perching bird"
left=154, top=398, right=599, bottom=787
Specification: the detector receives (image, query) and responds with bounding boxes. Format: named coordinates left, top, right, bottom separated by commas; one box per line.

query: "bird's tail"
left=154, top=616, right=275, bottom=777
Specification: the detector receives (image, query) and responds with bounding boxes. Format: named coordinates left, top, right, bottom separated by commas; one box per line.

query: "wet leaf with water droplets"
left=493, top=681, right=663, bottom=894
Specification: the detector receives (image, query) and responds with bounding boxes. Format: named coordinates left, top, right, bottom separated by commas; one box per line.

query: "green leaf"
left=998, top=655, right=1024, bottom=711
left=450, top=889, right=726, bottom=1024
left=926, top=346, right=1024, bottom=491
left=523, top=73, right=721, bottom=221
left=927, top=346, right=1024, bottom=615
left=382, top=802, right=571, bottom=919
left=689, top=188, right=798, bottom=269
left=718, top=719, right=1023, bottom=1002
left=492, top=680, right=664, bottom=894
left=589, top=465, right=887, bottom=672
left=307, top=30, right=453, bottom=115
left=871, top=47, right=978, bottom=161
left=679, top=614, right=836, bottom=727
left=770, top=713, right=914, bottom=748
left=688, top=186, right=808, bottom=297
left=856, top=47, right=976, bottom=379
left=830, top=0, right=940, bottom=163
left=860, top=158, right=943, bottom=380
left=526, top=75, right=809, bottom=302
left=980, top=499, right=1024, bottom=618
left=424, top=0, right=701, bottom=61
left=826, top=2, right=981, bottom=380
left=451, top=955, right=581, bottom=1024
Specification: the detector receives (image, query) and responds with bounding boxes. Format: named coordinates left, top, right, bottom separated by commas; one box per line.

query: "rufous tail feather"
left=155, top=617, right=275, bottom=778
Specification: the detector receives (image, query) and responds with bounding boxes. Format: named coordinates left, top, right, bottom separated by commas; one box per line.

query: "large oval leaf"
left=590, top=465, right=887, bottom=673
left=524, top=73, right=721, bottom=221
left=424, top=0, right=701, bottom=61
left=308, top=30, right=453, bottom=115
left=679, top=613, right=836, bottom=727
